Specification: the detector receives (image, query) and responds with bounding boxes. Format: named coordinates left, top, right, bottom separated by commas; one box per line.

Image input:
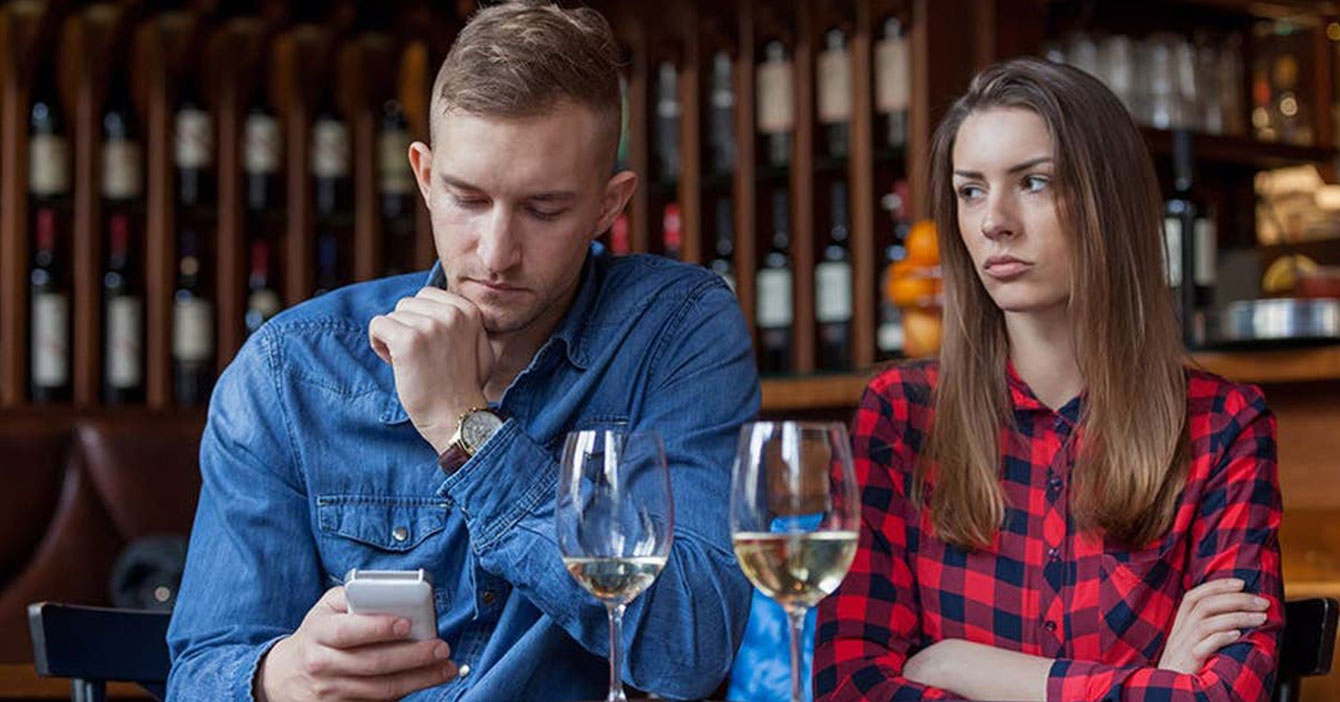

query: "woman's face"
left=950, top=107, right=1072, bottom=316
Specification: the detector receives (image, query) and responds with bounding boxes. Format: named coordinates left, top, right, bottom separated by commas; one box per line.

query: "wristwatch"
left=437, top=407, right=505, bottom=475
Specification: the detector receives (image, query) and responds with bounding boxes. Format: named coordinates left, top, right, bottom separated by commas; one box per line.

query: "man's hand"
left=256, top=587, right=456, bottom=702
left=368, top=287, right=492, bottom=453
left=1157, top=577, right=1269, bottom=674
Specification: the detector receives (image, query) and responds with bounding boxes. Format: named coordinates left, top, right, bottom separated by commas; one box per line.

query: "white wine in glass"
left=731, top=421, right=860, bottom=702
left=557, top=429, right=673, bottom=702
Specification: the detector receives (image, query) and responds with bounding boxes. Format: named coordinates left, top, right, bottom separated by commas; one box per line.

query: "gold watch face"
left=461, top=410, right=504, bottom=453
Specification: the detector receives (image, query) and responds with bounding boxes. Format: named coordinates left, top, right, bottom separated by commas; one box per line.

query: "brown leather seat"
left=0, top=412, right=203, bottom=662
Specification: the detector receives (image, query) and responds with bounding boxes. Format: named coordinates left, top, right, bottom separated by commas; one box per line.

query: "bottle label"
left=815, top=261, right=853, bottom=322
left=244, top=114, right=282, bottom=174
left=107, top=295, right=143, bottom=388
left=311, top=119, right=351, bottom=178
left=1193, top=217, right=1216, bottom=285
left=878, top=307, right=905, bottom=354
left=756, top=268, right=793, bottom=327
left=173, top=297, right=215, bottom=362
left=756, top=60, right=795, bottom=134
left=102, top=140, right=143, bottom=200
left=32, top=292, right=69, bottom=386
left=817, top=48, right=853, bottom=124
left=30, top=135, right=71, bottom=196
left=247, top=288, right=284, bottom=323
left=876, top=37, right=911, bottom=113
left=1163, top=216, right=1182, bottom=287
left=175, top=108, right=214, bottom=169
left=378, top=130, right=415, bottom=195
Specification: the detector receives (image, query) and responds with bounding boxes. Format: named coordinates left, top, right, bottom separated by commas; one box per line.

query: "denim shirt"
left=166, top=248, right=759, bottom=702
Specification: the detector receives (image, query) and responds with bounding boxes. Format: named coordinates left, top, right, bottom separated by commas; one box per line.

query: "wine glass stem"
left=787, top=607, right=807, bottom=702
left=606, top=602, right=628, bottom=702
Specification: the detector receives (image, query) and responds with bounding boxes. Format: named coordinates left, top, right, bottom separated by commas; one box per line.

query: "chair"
left=1275, top=597, right=1339, bottom=702
left=27, top=601, right=171, bottom=702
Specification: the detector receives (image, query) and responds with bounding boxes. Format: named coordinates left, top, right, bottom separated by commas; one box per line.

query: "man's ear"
left=408, top=141, right=433, bottom=206
left=594, top=170, right=638, bottom=241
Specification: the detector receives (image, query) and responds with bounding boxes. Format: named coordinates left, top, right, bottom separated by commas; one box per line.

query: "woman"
left=813, top=57, right=1281, bottom=702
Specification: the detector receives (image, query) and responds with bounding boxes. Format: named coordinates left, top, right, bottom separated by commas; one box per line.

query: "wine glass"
left=730, top=421, right=860, bottom=702
left=557, top=429, right=673, bottom=702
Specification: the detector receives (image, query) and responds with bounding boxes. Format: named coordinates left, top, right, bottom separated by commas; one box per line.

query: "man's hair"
left=431, top=0, right=623, bottom=171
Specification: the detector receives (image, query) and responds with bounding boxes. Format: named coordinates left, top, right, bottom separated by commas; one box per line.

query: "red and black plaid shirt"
left=815, top=360, right=1283, bottom=702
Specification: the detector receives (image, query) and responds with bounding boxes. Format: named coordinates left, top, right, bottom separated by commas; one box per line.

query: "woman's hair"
left=920, top=57, right=1188, bottom=549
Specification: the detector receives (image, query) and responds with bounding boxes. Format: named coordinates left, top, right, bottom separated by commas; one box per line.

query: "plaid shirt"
left=815, top=360, right=1283, bottom=702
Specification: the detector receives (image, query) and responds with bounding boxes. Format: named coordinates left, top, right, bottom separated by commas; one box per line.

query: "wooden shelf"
left=1141, top=128, right=1339, bottom=171
left=1192, top=345, right=1340, bottom=384
left=761, top=344, right=1340, bottom=411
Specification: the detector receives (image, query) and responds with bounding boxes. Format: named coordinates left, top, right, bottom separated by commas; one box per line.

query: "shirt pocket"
left=316, top=495, right=454, bottom=607
left=1098, top=534, right=1183, bottom=664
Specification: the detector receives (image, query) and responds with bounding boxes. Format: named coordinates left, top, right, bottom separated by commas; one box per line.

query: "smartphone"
left=343, top=569, right=438, bottom=641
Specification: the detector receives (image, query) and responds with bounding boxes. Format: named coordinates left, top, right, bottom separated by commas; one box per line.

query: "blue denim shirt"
left=166, top=248, right=759, bottom=702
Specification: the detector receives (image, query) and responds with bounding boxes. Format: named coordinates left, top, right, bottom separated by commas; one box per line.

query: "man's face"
left=412, top=103, right=630, bottom=335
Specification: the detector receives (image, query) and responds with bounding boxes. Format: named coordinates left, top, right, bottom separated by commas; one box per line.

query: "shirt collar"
left=1006, top=360, right=1083, bottom=430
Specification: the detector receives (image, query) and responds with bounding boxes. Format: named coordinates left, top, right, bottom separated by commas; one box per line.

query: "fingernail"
left=394, top=619, right=411, bottom=636
left=443, top=663, right=457, bottom=679
left=1251, top=612, right=1268, bottom=621
left=434, top=643, right=450, bottom=660
left=1228, top=578, right=1245, bottom=588
left=1255, top=597, right=1270, bottom=608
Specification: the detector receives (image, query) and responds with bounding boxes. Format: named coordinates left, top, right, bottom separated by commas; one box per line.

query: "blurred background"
left=2, top=0, right=1340, bottom=699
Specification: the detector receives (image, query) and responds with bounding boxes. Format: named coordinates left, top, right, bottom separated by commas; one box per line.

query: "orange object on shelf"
left=883, top=219, right=944, bottom=357
left=905, top=220, right=939, bottom=265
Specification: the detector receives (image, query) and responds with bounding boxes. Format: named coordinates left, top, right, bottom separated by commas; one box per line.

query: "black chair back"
left=1276, top=597, right=1339, bottom=702
left=27, top=601, right=171, bottom=702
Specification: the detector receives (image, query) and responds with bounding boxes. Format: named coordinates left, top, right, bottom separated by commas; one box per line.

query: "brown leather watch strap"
left=437, top=444, right=471, bottom=475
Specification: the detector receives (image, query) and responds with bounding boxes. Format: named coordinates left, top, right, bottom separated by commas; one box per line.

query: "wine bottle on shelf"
left=245, top=239, right=283, bottom=335
left=817, top=28, right=852, bottom=160
left=816, top=180, right=852, bottom=371
left=379, top=100, right=417, bottom=276
left=662, top=202, right=682, bottom=261
left=244, top=103, right=286, bottom=310
left=875, top=17, right=910, bottom=150
left=878, top=181, right=911, bottom=361
left=311, top=89, right=351, bottom=296
left=175, top=81, right=214, bottom=211
left=709, top=197, right=736, bottom=292
left=102, top=82, right=145, bottom=404
left=173, top=229, right=215, bottom=406
left=756, top=188, right=793, bottom=375
left=654, top=60, right=681, bottom=183
left=756, top=40, right=794, bottom=170
left=707, top=50, right=736, bottom=176
left=28, top=57, right=72, bottom=404
left=1163, top=131, right=1215, bottom=347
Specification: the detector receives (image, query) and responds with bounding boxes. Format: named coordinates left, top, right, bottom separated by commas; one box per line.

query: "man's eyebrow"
left=439, top=174, right=577, bottom=202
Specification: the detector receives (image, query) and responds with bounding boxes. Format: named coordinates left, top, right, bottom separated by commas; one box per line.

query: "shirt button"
left=458, top=664, right=472, bottom=677
left=391, top=526, right=409, bottom=542
left=1049, top=476, right=1063, bottom=491
left=481, top=590, right=496, bottom=605
left=1044, top=620, right=1057, bottom=632
left=1047, top=547, right=1061, bottom=561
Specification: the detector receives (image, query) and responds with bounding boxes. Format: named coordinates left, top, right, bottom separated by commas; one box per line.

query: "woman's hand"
left=1157, top=578, right=1270, bottom=674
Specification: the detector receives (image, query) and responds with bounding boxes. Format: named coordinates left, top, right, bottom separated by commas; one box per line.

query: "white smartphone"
left=343, top=569, right=438, bottom=641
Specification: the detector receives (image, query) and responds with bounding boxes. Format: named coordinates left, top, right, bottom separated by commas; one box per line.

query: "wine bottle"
left=756, top=40, right=794, bottom=170
left=816, top=180, right=852, bottom=370
left=817, top=29, right=852, bottom=160
left=102, top=82, right=145, bottom=404
left=757, top=189, right=793, bottom=374
left=311, top=90, right=351, bottom=295
left=709, top=197, right=736, bottom=292
left=29, top=57, right=72, bottom=404
left=707, top=50, right=736, bottom=175
left=874, top=18, right=910, bottom=150
left=379, top=100, right=417, bottom=276
left=245, top=239, right=283, bottom=335
left=173, top=229, right=214, bottom=406
left=654, top=61, right=681, bottom=183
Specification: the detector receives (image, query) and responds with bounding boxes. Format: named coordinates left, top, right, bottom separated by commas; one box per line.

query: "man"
left=165, top=3, right=758, bottom=700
